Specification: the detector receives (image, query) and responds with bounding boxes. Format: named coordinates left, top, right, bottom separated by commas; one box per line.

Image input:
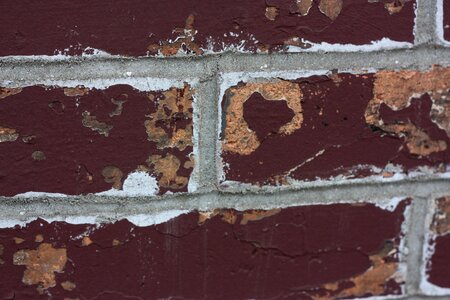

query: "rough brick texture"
left=0, top=201, right=409, bottom=299
left=0, top=84, right=195, bottom=196
left=220, top=67, right=450, bottom=185
left=0, top=0, right=415, bottom=56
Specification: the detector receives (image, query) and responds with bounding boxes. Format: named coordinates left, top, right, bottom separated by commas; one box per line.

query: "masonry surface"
left=0, top=0, right=450, bottom=299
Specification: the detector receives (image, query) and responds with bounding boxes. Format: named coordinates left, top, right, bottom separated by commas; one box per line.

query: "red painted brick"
left=444, top=0, right=450, bottom=41
left=424, top=196, right=450, bottom=290
left=0, top=200, right=409, bottom=299
left=0, top=84, right=195, bottom=196
left=220, top=67, right=450, bottom=186
left=0, top=0, right=415, bottom=57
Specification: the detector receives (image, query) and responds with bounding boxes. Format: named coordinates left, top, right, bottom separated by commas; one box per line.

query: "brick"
left=0, top=84, right=195, bottom=197
left=0, top=0, right=415, bottom=57
left=0, top=200, right=409, bottom=299
left=422, top=196, right=450, bottom=293
left=220, top=67, right=450, bottom=186
left=444, top=0, right=450, bottom=42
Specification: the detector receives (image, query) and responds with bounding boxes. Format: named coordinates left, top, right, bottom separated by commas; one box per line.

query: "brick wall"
left=0, top=0, right=449, bottom=299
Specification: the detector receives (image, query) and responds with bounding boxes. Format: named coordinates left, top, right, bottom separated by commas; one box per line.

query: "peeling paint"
left=220, top=68, right=450, bottom=186
left=13, top=243, right=67, bottom=291
left=422, top=196, right=450, bottom=293
left=222, top=80, right=303, bottom=155
left=0, top=87, right=22, bottom=99
left=318, top=0, right=343, bottom=20
left=0, top=126, right=19, bottom=143
left=0, top=201, right=408, bottom=299
left=0, top=0, right=415, bottom=56
left=366, top=66, right=450, bottom=156
left=147, top=14, right=203, bottom=56
left=81, top=111, right=113, bottom=137
left=61, top=281, right=76, bottom=291
left=0, top=83, right=195, bottom=196
left=101, top=166, right=123, bottom=190
left=147, top=153, right=189, bottom=190
left=145, top=84, right=193, bottom=151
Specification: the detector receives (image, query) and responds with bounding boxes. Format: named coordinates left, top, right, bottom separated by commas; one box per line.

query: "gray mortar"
left=0, top=0, right=449, bottom=297
left=406, top=197, right=430, bottom=295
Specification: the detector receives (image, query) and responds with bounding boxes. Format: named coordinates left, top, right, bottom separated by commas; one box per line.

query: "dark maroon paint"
left=0, top=0, right=415, bottom=56
left=428, top=235, right=450, bottom=288
left=0, top=85, right=193, bottom=196
left=221, top=74, right=450, bottom=184
left=0, top=201, right=408, bottom=299
left=444, top=0, right=450, bottom=41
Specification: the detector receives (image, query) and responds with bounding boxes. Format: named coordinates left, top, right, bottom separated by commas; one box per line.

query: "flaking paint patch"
left=0, top=200, right=409, bottom=299
left=0, top=126, right=19, bottom=142
left=0, top=80, right=196, bottom=196
left=421, top=196, right=450, bottom=294
left=220, top=67, right=450, bottom=187
left=0, top=87, right=22, bottom=99
left=222, top=80, right=302, bottom=155
left=0, top=0, right=416, bottom=57
left=13, top=243, right=67, bottom=292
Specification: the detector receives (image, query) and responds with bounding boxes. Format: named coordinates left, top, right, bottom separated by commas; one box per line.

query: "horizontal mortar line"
left=0, top=178, right=448, bottom=222
left=0, top=46, right=450, bottom=85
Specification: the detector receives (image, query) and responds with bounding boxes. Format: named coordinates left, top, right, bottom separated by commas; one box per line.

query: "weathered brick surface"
left=220, top=67, right=450, bottom=186
left=0, top=200, right=409, bottom=299
left=0, top=0, right=415, bottom=57
left=424, top=196, right=450, bottom=290
left=444, top=0, right=450, bottom=42
left=0, top=84, right=194, bottom=196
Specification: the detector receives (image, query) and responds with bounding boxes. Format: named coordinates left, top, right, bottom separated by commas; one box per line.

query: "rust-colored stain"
left=81, top=111, right=113, bottom=137
left=427, top=196, right=450, bottom=288
left=0, top=127, right=19, bottom=143
left=221, top=68, right=450, bottom=185
left=61, top=281, right=76, bottom=291
left=147, top=14, right=203, bottom=56
left=222, top=80, right=303, bottom=155
left=0, top=88, right=22, bottom=99
left=13, top=243, right=67, bottom=291
left=0, top=201, right=408, bottom=299
left=145, top=84, right=193, bottom=152
left=101, top=166, right=123, bottom=190
left=0, top=84, right=194, bottom=196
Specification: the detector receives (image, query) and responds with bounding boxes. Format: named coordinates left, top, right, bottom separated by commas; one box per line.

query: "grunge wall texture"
left=0, top=0, right=450, bottom=299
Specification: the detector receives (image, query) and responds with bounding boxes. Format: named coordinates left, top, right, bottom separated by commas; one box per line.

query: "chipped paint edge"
left=217, top=68, right=449, bottom=189
left=287, top=38, right=413, bottom=53
left=5, top=77, right=200, bottom=198
left=420, top=195, right=450, bottom=295
left=436, top=0, right=450, bottom=46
